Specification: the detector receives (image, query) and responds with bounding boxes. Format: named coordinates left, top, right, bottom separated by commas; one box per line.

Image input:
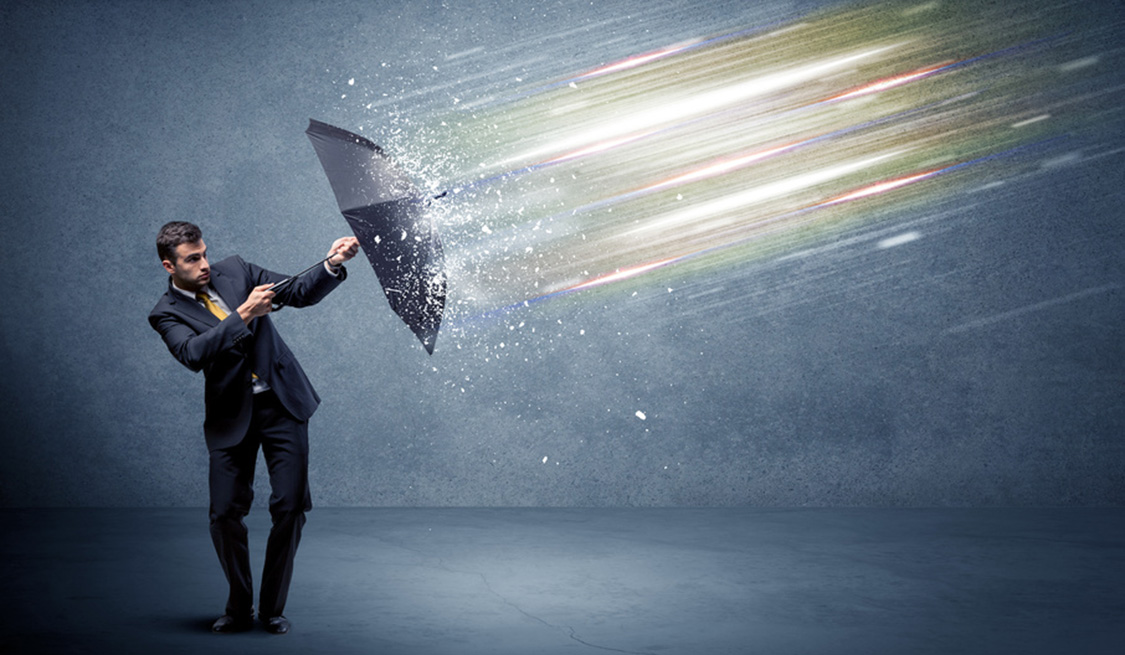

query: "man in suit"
left=149, top=221, right=359, bottom=634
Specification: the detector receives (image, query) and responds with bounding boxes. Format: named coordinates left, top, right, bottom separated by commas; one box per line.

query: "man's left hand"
left=326, top=236, right=360, bottom=268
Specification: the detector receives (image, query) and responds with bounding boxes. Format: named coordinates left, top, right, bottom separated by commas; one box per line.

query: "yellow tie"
left=197, top=292, right=258, bottom=381
left=196, top=292, right=228, bottom=320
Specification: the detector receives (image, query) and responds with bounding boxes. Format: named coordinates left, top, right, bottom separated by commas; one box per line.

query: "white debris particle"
left=482, top=224, right=492, bottom=234
left=579, top=329, right=585, bottom=335
left=635, top=411, right=647, bottom=420
left=569, top=82, right=578, bottom=89
left=542, top=456, right=549, bottom=463
left=348, top=78, right=355, bottom=85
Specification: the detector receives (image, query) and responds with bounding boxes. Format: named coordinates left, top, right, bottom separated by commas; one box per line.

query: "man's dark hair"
left=157, top=221, right=203, bottom=263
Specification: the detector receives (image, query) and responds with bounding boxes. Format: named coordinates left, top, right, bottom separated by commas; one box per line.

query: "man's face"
left=162, top=240, right=210, bottom=292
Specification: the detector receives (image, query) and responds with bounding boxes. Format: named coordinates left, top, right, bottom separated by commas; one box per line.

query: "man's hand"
left=237, top=284, right=276, bottom=323
left=326, top=236, right=360, bottom=268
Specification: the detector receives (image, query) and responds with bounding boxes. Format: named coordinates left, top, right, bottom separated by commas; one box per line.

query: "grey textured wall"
left=1, top=0, right=1122, bottom=507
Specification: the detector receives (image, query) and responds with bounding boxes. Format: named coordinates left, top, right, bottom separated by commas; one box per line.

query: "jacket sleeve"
left=243, top=256, right=346, bottom=309
left=149, top=309, right=253, bottom=373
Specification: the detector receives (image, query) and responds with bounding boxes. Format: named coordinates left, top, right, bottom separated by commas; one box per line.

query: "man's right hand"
left=237, top=284, right=276, bottom=324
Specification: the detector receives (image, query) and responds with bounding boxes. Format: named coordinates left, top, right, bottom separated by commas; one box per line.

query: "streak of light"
left=819, top=61, right=956, bottom=103
left=529, top=20, right=796, bottom=98
left=572, top=40, right=703, bottom=81
left=538, top=130, right=661, bottom=166
left=943, top=284, right=1121, bottom=334
left=561, top=258, right=681, bottom=293
left=504, top=44, right=901, bottom=165
left=512, top=57, right=960, bottom=187
left=626, top=151, right=904, bottom=237
left=876, top=231, right=921, bottom=249
left=631, top=141, right=803, bottom=194
left=1012, top=114, right=1051, bottom=128
left=551, top=160, right=963, bottom=301
left=815, top=168, right=944, bottom=208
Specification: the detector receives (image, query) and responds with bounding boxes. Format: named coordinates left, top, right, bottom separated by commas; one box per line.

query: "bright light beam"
left=624, top=151, right=904, bottom=238
left=503, top=45, right=901, bottom=165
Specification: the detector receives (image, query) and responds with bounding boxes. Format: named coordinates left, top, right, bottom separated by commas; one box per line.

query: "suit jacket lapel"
left=166, top=276, right=220, bottom=327
left=209, top=265, right=246, bottom=319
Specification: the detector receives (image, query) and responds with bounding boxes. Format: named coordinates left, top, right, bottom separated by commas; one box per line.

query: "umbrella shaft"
left=268, top=255, right=333, bottom=292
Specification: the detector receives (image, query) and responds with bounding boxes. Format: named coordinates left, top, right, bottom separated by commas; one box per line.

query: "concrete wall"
left=1, top=0, right=1121, bottom=507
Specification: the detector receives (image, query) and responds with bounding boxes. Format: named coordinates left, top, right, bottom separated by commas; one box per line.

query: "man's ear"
left=162, top=259, right=176, bottom=274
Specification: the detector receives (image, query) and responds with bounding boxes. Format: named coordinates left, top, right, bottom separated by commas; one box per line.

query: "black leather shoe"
left=262, top=615, right=290, bottom=634
left=212, top=614, right=253, bottom=633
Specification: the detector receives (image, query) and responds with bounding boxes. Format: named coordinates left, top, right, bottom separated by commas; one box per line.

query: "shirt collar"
left=171, top=280, right=213, bottom=301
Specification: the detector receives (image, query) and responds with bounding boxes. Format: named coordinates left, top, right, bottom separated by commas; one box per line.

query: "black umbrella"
left=305, top=118, right=447, bottom=354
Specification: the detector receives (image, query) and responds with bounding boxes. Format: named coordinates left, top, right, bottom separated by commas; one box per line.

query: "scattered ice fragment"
left=635, top=411, right=647, bottom=420
left=542, top=456, right=549, bottom=463
left=348, top=78, right=355, bottom=85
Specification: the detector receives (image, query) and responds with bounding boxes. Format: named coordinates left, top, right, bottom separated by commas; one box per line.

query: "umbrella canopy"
left=305, top=119, right=447, bottom=354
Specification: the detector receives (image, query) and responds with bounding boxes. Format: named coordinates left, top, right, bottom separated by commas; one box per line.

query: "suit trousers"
left=208, top=389, right=312, bottom=618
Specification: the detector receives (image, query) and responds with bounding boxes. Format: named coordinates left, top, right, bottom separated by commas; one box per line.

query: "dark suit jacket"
left=149, top=255, right=345, bottom=450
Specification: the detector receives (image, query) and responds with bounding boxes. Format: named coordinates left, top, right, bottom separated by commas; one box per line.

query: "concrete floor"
left=1, top=508, right=1122, bottom=654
